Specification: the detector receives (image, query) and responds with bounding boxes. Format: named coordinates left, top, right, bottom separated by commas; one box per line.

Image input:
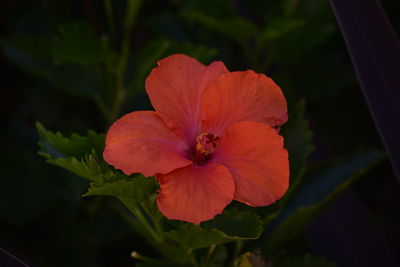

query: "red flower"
left=104, top=54, right=289, bottom=224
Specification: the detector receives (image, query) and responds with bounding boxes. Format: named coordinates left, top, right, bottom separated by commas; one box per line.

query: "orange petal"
left=157, top=163, right=234, bottom=224
left=200, top=70, right=287, bottom=134
left=103, top=111, right=192, bottom=177
left=212, top=121, right=289, bottom=206
left=146, top=54, right=228, bottom=145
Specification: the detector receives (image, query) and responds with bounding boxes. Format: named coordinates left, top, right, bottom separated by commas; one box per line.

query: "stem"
left=118, top=197, right=182, bottom=263
left=94, top=94, right=111, bottom=121
left=115, top=201, right=149, bottom=238
left=131, top=251, right=169, bottom=265
left=119, top=197, right=162, bottom=243
left=141, top=198, right=164, bottom=234
left=202, top=244, right=216, bottom=267
left=180, top=247, right=195, bottom=265
left=104, top=0, right=116, bottom=49
left=232, top=240, right=243, bottom=264
left=112, top=0, right=142, bottom=121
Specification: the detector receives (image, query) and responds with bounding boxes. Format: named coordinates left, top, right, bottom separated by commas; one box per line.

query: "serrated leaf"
left=166, top=210, right=263, bottom=249
left=275, top=254, right=336, bottom=267
left=51, top=22, right=116, bottom=65
left=48, top=156, right=100, bottom=182
left=84, top=176, right=157, bottom=203
left=264, top=152, right=384, bottom=254
left=0, top=37, right=105, bottom=97
left=36, top=122, right=109, bottom=182
left=36, top=122, right=105, bottom=159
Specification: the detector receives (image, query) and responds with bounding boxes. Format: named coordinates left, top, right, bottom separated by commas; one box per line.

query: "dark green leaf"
left=264, top=152, right=384, bottom=254
left=282, top=0, right=302, bottom=18
left=51, top=22, right=116, bottom=65
left=260, top=18, right=305, bottom=43
left=262, top=100, right=313, bottom=224
left=0, top=37, right=105, bottom=97
left=205, top=209, right=263, bottom=239
left=286, top=152, right=384, bottom=211
left=165, top=224, right=235, bottom=250
left=127, top=39, right=172, bottom=96
left=267, top=22, right=336, bottom=64
left=84, top=176, right=157, bottom=203
left=166, top=210, right=263, bottom=249
left=275, top=254, right=336, bottom=267
left=182, top=10, right=258, bottom=43
left=133, top=250, right=177, bottom=267
left=281, top=100, right=314, bottom=195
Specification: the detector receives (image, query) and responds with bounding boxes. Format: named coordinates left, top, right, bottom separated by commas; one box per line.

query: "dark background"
left=0, top=0, right=399, bottom=266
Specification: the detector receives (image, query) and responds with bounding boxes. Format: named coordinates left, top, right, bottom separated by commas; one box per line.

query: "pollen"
left=192, top=133, right=220, bottom=164
left=196, top=133, right=220, bottom=154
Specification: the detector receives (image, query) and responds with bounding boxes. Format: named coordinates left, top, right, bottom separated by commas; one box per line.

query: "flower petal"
left=146, top=54, right=228, bottom=145
left=212, top=121, right=289, bottom=206
left=157, top=163, right=234, bottom=224
left=103, top=111, right=192, bottom=177
left=200, top=70, right=287, bottom=134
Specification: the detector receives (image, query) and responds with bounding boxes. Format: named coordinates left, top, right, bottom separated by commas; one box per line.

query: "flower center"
left=192, top=133, right=220, bottom=165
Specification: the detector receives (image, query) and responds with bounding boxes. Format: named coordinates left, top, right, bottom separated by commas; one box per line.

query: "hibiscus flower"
left=103, top=54, right=289, bottom=224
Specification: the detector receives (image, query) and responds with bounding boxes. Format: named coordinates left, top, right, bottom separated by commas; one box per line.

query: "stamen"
left=192, top=133, right=220, bottom=165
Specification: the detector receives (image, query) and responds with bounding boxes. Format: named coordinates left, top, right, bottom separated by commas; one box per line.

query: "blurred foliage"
left=263, top=152, right=383, bottom=256
left=0, top=0, right=398, bottom=266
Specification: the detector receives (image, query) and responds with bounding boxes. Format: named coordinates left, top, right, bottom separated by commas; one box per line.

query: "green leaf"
left=36, top=122, right=105, bottom=159
left=267, top=21, right=335, bottom=64
left=165, top=210, right=263, bottom=249
left=281, top=100, right=314, bottom=195
left=165, top=224, right=235, bottom=250
left=275, top=254, right=336, bottom=267
left=36, top=122, right=109, bottom=182
left=0, top=37, right=105, bottom=97
left=47, top=154, right=102, bottom=182
left=84, top=176, right=158, bottom=203
left=262, top=100, right=313, bottom=225
left=260, top=18, right=305, bottom=43
left=182, top=10, right=258, bottom=43
left=264, top=152, right=384, bottom=254
left=205, top=209, right=263, bottom=239
left=51, top=22, right=116, bottom=65
left=127, top=39, right=172, bottom=96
